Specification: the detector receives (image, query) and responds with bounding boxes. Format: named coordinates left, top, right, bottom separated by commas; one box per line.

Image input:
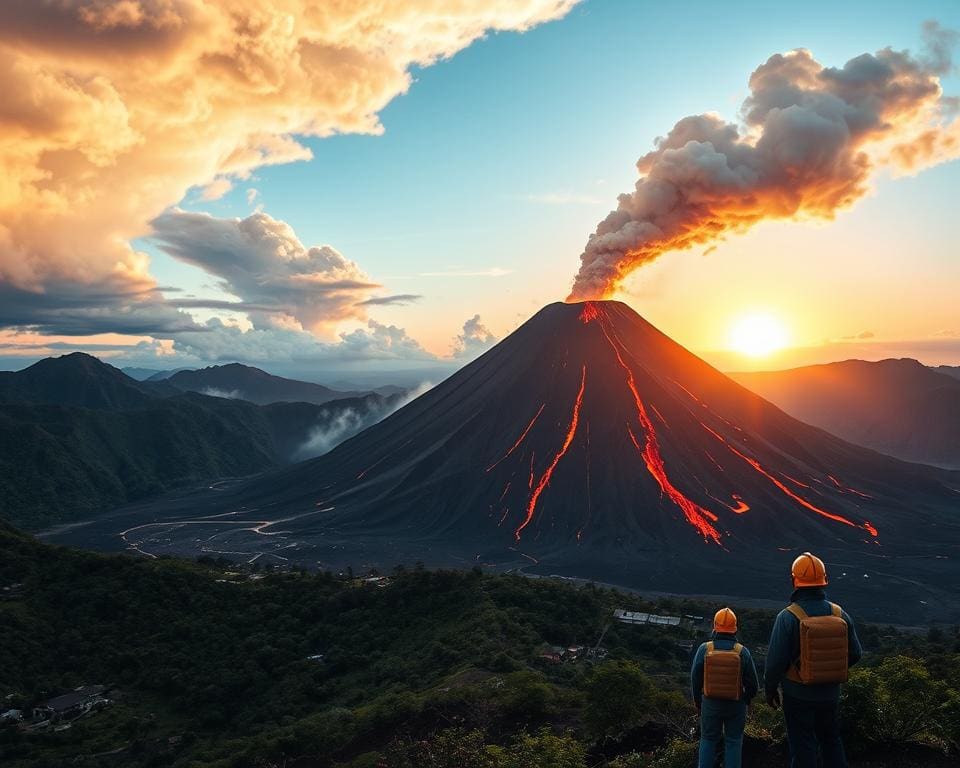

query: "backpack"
left=702, top=641, right=742, bottom=700
left=785, top=602, right=849, bottom=684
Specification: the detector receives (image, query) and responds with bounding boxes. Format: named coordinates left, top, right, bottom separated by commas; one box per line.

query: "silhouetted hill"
left=0, top=357, right=402, bottom=530
left=935, top=365, right=960, bottom=381
left=166, top=363, right=365, bottom=405
left=0, top=353, right=157, bottom=409
left=732, top=359, right=960, bottom=469
left=54, top=302, right=960, bottom=622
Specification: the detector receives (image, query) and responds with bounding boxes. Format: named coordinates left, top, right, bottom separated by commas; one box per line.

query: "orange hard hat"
left=791, top=552, right=828, bottom=588
left=713, top=607, right=738, bottom=634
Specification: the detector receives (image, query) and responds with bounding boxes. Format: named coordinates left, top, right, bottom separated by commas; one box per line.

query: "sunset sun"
left=728, top=312, right=789, bottom=357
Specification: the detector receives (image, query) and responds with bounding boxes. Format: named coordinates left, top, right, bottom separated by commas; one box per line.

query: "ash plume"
left=569, top=24, right=960, bottom=300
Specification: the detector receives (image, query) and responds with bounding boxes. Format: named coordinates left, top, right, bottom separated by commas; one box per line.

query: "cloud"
left=0, top=0, right=579, bottom=333
left=171, top=316, right=435, bottom=366
left=0, top=281, right=201, bottom=336
left=842, top=330, right=875, bottom=340
left=569, top=25, right=960, bottom=300
left=151, top=209, right=380, bottom=332
left=453, top=314, right=498, bottom=359
left=356, top=294, right=423, bottom=306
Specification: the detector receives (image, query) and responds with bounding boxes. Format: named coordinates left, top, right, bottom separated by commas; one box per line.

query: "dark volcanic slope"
left=732, top=359, right=960, bottom=469
left=46, top=302, right=960, bottom=621
left=167, top=363, right=364, bottom=405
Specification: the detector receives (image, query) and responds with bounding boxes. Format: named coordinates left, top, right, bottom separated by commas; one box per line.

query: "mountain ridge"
left=731, top=358, right=960, bottom=469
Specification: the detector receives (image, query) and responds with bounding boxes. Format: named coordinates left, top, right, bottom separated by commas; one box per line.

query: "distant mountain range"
left=163, top=363, right=365, bottom=405
left=0, top=354, right=404, bottom=530
left=935, top=365, right=960, bottom=381
left=732, top=359, right=960, bottom=469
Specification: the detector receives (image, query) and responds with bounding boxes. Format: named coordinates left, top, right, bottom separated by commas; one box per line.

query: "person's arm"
left=741, top=647, right=760, bottom=701
left=764, top=610, right=796, bottom=699
left=690, top=643, right=706, bottom=708
left=842, top=609, right=863, bottom=668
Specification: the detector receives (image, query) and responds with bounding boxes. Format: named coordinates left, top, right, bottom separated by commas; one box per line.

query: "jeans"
left=698, top=701, right=746, bottom=768
left=782, top=695, right=847, bottom=768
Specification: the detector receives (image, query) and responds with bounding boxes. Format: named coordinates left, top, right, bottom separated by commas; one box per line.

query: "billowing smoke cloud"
left=151, top=209, right=378, bottom=331
left=569, top=23, right=960, bottom=300
left=0, top=0, right=579, bottom=332
left=453, top=315, right=498, bottom=359
left=297, top=407, right=367, bottom=458
left=296, top=380, right=434, bottom=459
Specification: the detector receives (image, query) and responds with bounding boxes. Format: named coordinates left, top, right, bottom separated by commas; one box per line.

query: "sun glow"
left=728, top=312, right=789, bottom=357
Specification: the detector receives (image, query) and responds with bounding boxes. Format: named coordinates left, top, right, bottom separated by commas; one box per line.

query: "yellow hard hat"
left=791, top=552, right=828, bottom=588
left=713, top=607, right=738, bottom=634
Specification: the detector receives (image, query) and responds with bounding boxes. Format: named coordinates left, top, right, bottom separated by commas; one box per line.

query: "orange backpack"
left=703, top=641, right=742, bottom=701
left=785, top=602, right=849, bottom=685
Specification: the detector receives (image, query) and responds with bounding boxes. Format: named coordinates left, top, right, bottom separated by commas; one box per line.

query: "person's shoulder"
left=775, top=605, right=798, bottom=622
left=837, top=605, right=856, bottom=623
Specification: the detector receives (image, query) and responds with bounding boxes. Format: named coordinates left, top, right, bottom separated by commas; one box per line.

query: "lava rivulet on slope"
left=45, top=301, right=960, bottom=622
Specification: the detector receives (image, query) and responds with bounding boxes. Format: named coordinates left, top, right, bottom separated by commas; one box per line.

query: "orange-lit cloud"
left=569, top=22, right=960, bottom=301
left=0, top=0, right=579, bottom=333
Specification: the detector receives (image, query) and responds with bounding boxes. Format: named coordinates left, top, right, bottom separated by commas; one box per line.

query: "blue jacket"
left=764, top=587, right=863, bottom=702
left=690, top=632, right=760, bottom=712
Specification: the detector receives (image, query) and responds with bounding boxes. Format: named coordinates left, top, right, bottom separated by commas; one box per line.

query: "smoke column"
left=568, top=24, right=960, bottom=300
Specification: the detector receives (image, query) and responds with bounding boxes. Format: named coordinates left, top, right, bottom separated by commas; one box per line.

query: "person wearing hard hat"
left=690, top=607, right=760, bottom=768
left=764, top=552, right=863, bottom=768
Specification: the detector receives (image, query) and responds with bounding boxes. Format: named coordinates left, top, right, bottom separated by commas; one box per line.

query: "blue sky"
left=145, top=0, right=960, bottom=368
left=3, top=0, right=959, bottom=376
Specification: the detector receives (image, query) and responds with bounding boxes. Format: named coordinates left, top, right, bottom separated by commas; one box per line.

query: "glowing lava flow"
left=665, top=375, right=879, bottom=538
left=718, top=437, right=874, bottom=535
left=486, top=404, right=546, bottom=472
left=730, top=495, right=750, bottom=514
left=515, top=366, right=587, bottom=541
left=590, top=309, right=722, bottom=544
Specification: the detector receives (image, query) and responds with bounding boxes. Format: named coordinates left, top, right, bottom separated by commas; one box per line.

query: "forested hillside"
left=0, top=355, right=399, bottom=530
left=1, top=523, right=957, bottom=767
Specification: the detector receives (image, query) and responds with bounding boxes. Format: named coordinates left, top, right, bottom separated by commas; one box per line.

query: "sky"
left=1, top=0, right=959, bottom=381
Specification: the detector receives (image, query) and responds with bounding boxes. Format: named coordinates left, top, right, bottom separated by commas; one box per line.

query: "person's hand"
left=765, top=689, right=781, bottom=709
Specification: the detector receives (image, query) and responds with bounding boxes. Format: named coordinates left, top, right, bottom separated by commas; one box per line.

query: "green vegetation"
left=1, top=521, right=957, bottom=767
left=0, top=395, right=281, bottom=530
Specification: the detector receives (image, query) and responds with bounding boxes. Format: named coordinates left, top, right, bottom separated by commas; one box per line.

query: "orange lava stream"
left=722, top=439, right=871, bottom=533
left=669, top=374, right=878, bottom=539
left=486, top=404, right=546, bottom=472
left=591, top=309, right=722, bottom=544
left=515, top=365, right=587, bottom=541
left=827, top=474, right=874, bottom=499
left=730, top=494, right=750, bottom=514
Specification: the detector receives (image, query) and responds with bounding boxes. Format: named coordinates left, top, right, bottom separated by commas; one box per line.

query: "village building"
left=32, top=685, right=108, bottom=723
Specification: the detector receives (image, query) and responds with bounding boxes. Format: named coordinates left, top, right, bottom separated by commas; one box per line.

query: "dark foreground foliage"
left=1, top=520, right=957, bottom=767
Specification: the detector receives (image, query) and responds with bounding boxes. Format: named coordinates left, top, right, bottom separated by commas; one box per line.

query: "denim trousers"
left=698, top=699, right=747, bottom=768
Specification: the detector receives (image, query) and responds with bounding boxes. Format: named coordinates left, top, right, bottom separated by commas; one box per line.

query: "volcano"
left=46, top=302, right=960, bottom=621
